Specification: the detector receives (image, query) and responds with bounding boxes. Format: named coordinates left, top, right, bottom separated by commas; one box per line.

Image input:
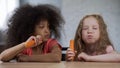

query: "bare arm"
left=78, top=45, right=120, bottom=62
left=0, top=35, right=42, bottom=62
left=0, top=42, right=26, bottom=61
left=17, top=45, right=62, bottom=62
left=88, top=46, right=120, bottom=62
left=87, top=52, right=120, bottom=62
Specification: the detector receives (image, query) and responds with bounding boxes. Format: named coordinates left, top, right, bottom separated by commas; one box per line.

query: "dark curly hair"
left=6, top=4, right=65, bottom=48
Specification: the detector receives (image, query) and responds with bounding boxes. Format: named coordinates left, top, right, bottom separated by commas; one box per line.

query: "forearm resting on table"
left=88, top=53, right=120, bottom=62
left=0, top=42, right=26, bottom=61
left=18, top=45, right=62, bottom=62
left=18, top=53, right=61, bottom=62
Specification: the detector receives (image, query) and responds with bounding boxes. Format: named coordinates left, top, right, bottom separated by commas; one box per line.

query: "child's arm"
left=89, top=52, right=120, bottom=62
left=89, top=46, right=120, bottom=62
left=78, top=45, right=120, bottom=62
left=78, top=52, right=120, bottom=62
left=0, top=42, right=26, bottom=61
left=0, top=36, right=40, bottom=61
left=17, top=45, right=62, bottom=62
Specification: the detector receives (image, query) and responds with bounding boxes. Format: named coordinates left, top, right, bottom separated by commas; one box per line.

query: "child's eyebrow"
left=38, top=24, right=44, bottom=27
left=82, top=25, right=88, bottom=27
left=93, top=25, right=99, bottom=27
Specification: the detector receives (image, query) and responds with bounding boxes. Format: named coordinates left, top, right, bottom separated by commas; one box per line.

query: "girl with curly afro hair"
left=0, top=4, right=65, bottom=62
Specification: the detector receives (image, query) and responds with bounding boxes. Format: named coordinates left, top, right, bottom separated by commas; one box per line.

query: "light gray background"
left=61, top=0, right=120, bottom=52
left=3, top=0, right=120, bottom=52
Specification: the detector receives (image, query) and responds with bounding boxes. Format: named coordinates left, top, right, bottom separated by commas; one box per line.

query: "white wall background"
left=20, top=0, right=62, bottom=9
left=0, top=0, right=19, bottom=30
left=0, top=0, right=120, bottom=52
left=61, top=0, right=120, bottom=52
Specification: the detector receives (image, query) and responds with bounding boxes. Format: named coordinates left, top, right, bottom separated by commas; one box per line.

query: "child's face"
left=82, top=17, right=100, bottom=45
left=34, top=20, right=50, bottom=42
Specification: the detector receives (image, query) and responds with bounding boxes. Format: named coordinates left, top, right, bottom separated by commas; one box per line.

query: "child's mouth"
left=45, top=34, right=50, bottom=39
left=87, top=35, right=93, bottom=39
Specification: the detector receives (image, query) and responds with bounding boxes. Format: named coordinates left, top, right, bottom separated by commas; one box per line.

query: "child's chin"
left=86, top=41, right=96, bottom=44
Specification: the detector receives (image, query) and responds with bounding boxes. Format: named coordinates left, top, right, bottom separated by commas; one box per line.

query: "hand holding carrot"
left=25, top=35, right=42, bottom=48
left=66, top=40, right=76, bottom=61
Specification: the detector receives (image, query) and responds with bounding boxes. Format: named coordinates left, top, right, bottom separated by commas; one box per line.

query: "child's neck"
left=85, top=43, right=98, bottom=55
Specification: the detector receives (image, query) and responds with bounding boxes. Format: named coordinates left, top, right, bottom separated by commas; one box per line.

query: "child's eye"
left=93, top=28, right=97, bottom=30
left=38, top=25, right=44, bottom=29
left=82, top=28, right=88, bottom=30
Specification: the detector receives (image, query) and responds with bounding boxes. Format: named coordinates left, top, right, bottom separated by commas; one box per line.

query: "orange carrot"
left=70, top=40, right=74, bottom=51
left=25, top=39, right=35, bottom=48
left=69, top=39, right=74, bottom=60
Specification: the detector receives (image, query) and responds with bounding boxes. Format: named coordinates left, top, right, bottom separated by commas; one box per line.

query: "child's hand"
left=17, top=54, right=29, bottom=62
left=35, top=35, right=43, bottom=46
left=78, top=52, right=90, bottom=61
left=25, top=35, right=42, bottom=48
left=66, top=48, right=76, bottom=61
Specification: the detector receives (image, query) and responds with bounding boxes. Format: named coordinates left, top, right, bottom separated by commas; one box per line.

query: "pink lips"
left=45, top=34, right=50, bottom=39
left=87, top=35, right=93, bottom=39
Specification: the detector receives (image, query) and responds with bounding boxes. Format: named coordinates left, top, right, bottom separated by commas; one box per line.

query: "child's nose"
left=87, top=29, right=93, bottom=34
left=44, top=28, right=50, bottom=33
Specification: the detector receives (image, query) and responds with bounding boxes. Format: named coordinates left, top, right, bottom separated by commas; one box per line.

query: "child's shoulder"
left=47, top=38, right=58, bottom=44
left=106, top=45, right=114, bottom=53
left=45, top=38, right=61, bottom=51
left=46, top=38, right=61, bottom=47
